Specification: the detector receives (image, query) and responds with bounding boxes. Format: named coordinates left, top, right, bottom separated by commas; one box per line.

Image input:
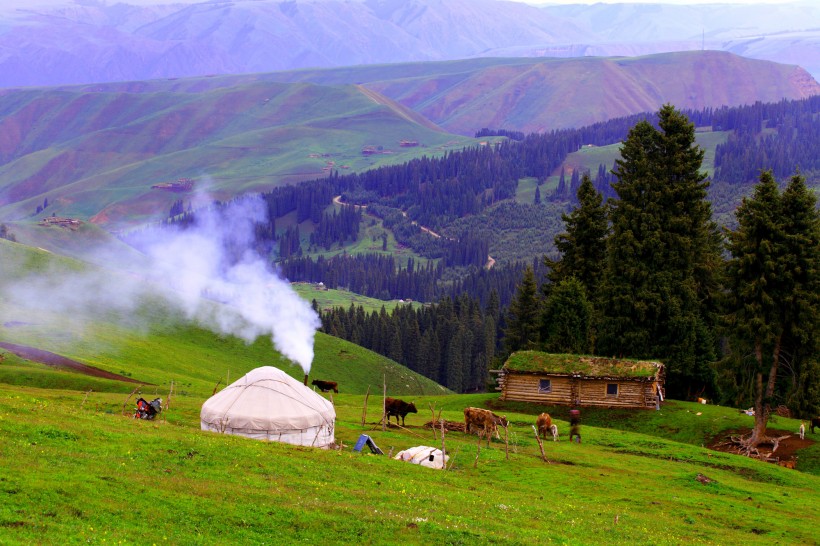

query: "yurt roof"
left=201, top=366, right=335, bottom=433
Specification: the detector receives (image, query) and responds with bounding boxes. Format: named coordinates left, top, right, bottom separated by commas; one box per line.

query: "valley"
left=1, top=2, right=819, bottom=543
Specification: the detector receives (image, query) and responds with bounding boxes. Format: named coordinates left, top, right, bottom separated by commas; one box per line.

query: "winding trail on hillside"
left=0, top=341, right=148, bottom=384
left=334, top=195, right=496, bottom=269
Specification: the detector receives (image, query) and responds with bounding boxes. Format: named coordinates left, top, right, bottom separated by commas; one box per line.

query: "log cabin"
left=493, top=351, right=665, bottom=410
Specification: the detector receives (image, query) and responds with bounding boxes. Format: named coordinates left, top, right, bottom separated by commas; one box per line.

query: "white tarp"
left=394, top=446, right=449, bottom=469
left=200, top=366, right=335, bottom=448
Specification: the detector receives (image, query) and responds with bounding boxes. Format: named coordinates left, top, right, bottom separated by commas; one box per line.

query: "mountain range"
left=0, top=0, right=817, bottom=89
left=1, top=51, right=816, bottom=231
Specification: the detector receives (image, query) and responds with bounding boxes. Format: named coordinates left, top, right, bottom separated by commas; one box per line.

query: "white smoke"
left=3, top=194, right=321, bottom=374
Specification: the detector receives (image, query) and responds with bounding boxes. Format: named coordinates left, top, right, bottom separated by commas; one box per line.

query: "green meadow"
left=0, top=81, right=477, bottom=231
left=1, top=239, right=819, bottom=544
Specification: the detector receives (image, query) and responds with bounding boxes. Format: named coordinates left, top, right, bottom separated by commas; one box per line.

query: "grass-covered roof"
left=503, top=351, right=662, bottom=379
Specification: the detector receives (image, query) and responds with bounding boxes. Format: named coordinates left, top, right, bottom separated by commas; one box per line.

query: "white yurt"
left=200, top=366, right=335, bottom=448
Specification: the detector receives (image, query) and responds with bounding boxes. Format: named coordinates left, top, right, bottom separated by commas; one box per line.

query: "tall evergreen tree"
left=545, top=173, right=608, bottom=297
left=540, top=276, right=593, bottom=354
left=725, top=171, right=820, bottom=447
left=779, top=173, right=820, bottom=415
left=503, top=266, right=541, bottom=354
left=598, top=104, right=722, bottom=399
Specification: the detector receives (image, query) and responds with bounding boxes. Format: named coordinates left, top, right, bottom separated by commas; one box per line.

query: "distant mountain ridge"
left=0, top=52, right=817, bottom=230
left=0, top=0, right=817, bottom=88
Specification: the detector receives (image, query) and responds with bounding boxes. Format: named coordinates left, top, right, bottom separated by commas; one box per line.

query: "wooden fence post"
left=532, top=425, right=549, bottom=463
left=382, top=374, right=386, bottom=431
left=361, top=385, right=371, bottom=426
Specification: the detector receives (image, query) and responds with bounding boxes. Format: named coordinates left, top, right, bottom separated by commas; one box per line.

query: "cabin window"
left=606, top=383, right=619, bottom=397
left=539, top=379, right=552, bottom=393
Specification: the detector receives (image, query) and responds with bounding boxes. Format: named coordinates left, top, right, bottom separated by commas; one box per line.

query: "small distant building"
left=39, top=216, right=82, bottom=230
left=151, top=178, right=194, bottom=192
left=399, top=140, right=419, bottom=147
left=493, top=351, right=664, bottom=409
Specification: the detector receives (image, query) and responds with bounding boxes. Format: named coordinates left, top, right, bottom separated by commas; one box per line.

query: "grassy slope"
left=292, top=284, right=421, bottom=314
left=1, top=239, right=819, bottom=543
left=0, top=385, right=817, bottom=544
left=362, top=52, right=812, bottom=135
left=0, top=81, right=475, bottom=231
left=555, top=130, right=729, bottom=181
left=0, top=239, right=447, bottom=398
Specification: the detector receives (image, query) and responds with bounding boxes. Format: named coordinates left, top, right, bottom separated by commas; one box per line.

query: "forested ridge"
left=148, top=98, right=820, bottom=430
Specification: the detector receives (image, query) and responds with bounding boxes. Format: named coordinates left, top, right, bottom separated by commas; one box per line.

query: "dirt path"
left=333, top=195, right=367, bottom=209
left=0, top=341, right=148, bottom=384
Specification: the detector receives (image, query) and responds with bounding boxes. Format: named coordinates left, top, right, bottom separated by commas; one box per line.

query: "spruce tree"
left=503, top=266, right=541, bottom=354
left=540, top=276, right=593, bottom=354
left=780, top=172, right=820, bottom=419
left=546, top=173, right=608, bottom=297
left=726, top=171, right=820, bottom=447
left=598, top=105, right=721, bottom=398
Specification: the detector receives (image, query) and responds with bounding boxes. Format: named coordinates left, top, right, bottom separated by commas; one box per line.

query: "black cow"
left=385, top=397, right=417, bottom=426
left=311, top=380, right=338, bottom=393
left=811, top=417, right=820, bottom=434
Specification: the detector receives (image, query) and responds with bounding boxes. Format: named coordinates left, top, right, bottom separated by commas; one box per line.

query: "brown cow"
left=536, top=412, right=559, bottom=441
left=385, top=397, right=417, bottom=426
left=464, top=407, right=508, bottom=446
left=311, top=380, right=338, bottom=393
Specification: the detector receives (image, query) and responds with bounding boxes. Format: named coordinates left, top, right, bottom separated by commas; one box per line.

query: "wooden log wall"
left=501, top=373, right=659, bottom=409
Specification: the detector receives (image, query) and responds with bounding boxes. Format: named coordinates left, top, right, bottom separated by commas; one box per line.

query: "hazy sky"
left=8, top=0, right=812, bottom=5
left=529, top=0, right=803, bottom=4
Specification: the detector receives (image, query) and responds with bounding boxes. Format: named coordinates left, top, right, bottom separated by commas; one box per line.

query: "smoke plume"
left=3, top=194, right=321, bottom=374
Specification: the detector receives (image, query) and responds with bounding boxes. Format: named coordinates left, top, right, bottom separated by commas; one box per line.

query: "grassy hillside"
left=253, top=51, right=819, bottom=134
left=0, top=383, right=817, bottom=544
left=1, top=238, right=819, bottom=543
left=292, top=284, right=422, bottom=314
left=0, top=239, right=447, bottom=398
left=0, top=81, right=475, bottom=231
left=550, top=129, right=729, bottom=183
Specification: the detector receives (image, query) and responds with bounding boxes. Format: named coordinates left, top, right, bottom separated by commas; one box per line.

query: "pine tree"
left=779, top=173, right=820, bottom=405
left=545, top=173, right=608, bottom=298
left=540, top=276, right=593, bottom=354
left=725, top=171, right=820, bottom=447
left=598, top=105, right=722, bottom=399
left=503, top=266, right=541, bottom=354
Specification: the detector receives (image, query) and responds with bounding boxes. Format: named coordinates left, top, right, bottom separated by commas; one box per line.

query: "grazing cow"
left=536, top=413, right=559, bottom=441
left=311, top=380, right=338, bottom=393
left=811, top=417, right=820, bottom=434
left=385, top=397, right=417, bottom=426
left=464, top=407, right=508, bottom=446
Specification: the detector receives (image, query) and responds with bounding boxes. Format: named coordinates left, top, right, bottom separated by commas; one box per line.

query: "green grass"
left=504, top=351, right=661, bottom=377
left=292, top=284, right=421, bottom=314
left=514, top=177, right=541, bottom=204
left=555, top=130, right=728, bottom=184
left=0, top=82, right=478, bottom=231
left=1, top=240, right=819, bottom=544
left=0, top=239, right=446, bottom=398
left=0, top=385, right=818, bottom=545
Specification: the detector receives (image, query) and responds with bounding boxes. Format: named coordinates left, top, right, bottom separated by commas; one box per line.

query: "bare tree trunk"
left=749, top=371, right=766, bottom=446
left=749, top=335, right=782, bottom=447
